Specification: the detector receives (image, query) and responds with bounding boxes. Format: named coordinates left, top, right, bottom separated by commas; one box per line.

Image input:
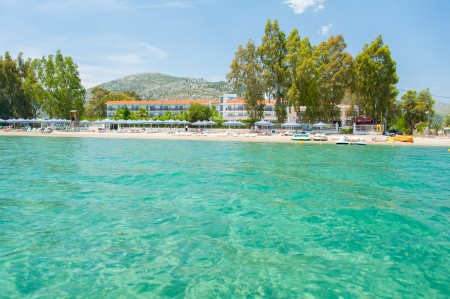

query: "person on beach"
left=69, top=116, right=75, bottom=131
left=185, top=125, right=188, bottom=132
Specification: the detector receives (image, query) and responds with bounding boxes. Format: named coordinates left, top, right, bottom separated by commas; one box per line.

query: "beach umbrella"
left=165, top=119, right=178, bottom=126
left=223, top=120, right=245, bottom=126
left=313, top=122, right=331, bottom=131
left=163, top=119, right=178, bottom=130
left=191, top=121, right=203, bottom=126
left=313, top=122, right=329, bottom=127
left=223, top=120, right=245, bottom=129
left=254, top=120, right=274, bottom=127
left=178, top=120, right=191, bottom=125
left=202, top=120, right=217, bottom=129
left=281, top=121, right=302, bottom=128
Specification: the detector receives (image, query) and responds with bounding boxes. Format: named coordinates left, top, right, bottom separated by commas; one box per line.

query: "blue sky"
left=1, top=0, right=449, bottom=102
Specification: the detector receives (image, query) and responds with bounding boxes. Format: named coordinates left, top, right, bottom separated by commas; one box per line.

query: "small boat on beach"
left=336, top=136, right=349, bottom=145
left=372, top=136, right=388, bottom=142
left=393, top=135, right=414, bottom=143
left=292, top=132, right=311, bottom=141
left=336, top=136, right=366, bottom=145
left=312, top=133, right=328, bottom=141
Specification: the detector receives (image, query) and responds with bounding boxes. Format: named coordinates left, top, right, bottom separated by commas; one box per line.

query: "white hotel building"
left=105, top=94, right=277, bottom=121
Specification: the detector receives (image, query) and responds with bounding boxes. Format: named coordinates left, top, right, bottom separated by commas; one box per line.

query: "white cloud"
left=77, top=38, right=168, bottom=88
left=103, top=42, right=168, bottom=64
left=284, top=0, right=325, bottom=14
left=318, top=23, right=332, bottom=36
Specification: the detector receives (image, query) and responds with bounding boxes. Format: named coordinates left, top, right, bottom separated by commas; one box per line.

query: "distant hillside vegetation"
left=87, top=72, right=233, bottom=101
left=435, top=101, right=450, bottom=116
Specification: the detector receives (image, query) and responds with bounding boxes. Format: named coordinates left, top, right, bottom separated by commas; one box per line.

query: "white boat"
left=292, top=132, right=311, bottom=141
left=312, top=133, right=328, bottom=141
left=336, top=136, right=349, bottom=145
left=350, top=140, right=367, bottom=146
left=336, top=136, right=367, bottom=145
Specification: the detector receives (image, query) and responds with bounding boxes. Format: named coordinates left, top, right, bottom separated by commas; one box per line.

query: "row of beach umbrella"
left=0, top=117, right=331, bottom=128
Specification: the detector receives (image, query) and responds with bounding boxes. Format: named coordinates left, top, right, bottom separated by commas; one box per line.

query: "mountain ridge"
left=87, top=72, right=233, bottom=101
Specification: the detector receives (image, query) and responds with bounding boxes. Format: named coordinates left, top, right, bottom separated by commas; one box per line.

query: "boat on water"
left=393, top=135, right=414, bottom=143
left=336, top=136, right=366, bottom=145
left=312, top=133, right=328, bottom=141
left=350, top=140, right=366, bottom=146
left=292, top=132, right=311, bottom=141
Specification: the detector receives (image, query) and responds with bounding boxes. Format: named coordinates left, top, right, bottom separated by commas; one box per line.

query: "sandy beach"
left=1, top=129, right=450, bottom=147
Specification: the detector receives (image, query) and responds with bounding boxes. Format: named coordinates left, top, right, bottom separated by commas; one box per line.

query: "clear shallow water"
left=0, top=136, right=449, bottom=298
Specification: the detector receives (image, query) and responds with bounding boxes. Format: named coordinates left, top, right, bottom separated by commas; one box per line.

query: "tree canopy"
left=0, top=52, right=38, bottom=119
left=399, top=88, right=435, bottom=134
left=187, top=102, right=212, bottom=122
left=227, top=40, right=265, bottom=123
left=227, top=20, right=401, bottom=125
left=31, top=50, right=85, bottom=118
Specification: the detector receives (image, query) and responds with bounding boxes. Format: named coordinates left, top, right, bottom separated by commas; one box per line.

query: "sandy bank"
left=1, top=130, right=450, bottom=147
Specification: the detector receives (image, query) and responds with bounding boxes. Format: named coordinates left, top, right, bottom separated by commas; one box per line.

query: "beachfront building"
left=105, top=94, right=351, bottom=126
left=219, top=94, right=276, bottom=121
left=105, top=99, right=220, bottom=119
left=106, top=95, right=277, bottom=121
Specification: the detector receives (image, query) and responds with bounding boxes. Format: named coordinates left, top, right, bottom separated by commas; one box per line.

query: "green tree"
left=400, top=90, right=419, bottom=134
left=84, top=86, right=112, bottom=118
left=286, top=33, right=318, bottom=123
left=259, top=19, right=288, bottom=122
left=314, top=35, right=352, bottom=122
left=135, top=107, right=149, bottom=119
left=187, top=102, right=211, bottom=122
left=123, top=90, right=142, bottom=100
left=0, top=52, right=37, bottom=119
left=210, top=106, right=223, bottom=124
left=31, top=50, right=85, bottom=118
left=160, top=111, right=174, bottom=121
left=0, top=52, right=19, bottom=118
left=114, top=106, right=132, bottom=120
left=352, top=35, right=398, bottom=125
left=178, top=110, right=188, bottom=121
left=400, top=89, right=435, bottom=134
left=443, top=114, right=450, bottom=127
left=227, top=40, right=265, bottom=123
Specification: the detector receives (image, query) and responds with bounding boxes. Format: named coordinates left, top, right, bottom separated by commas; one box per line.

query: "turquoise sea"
left=0, top=136, right=449, bottom=298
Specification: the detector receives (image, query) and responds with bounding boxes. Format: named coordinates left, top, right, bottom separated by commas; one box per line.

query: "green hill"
left=435, top=101, right=450, bottom=117
left=88, top=72, right=233, bottom=101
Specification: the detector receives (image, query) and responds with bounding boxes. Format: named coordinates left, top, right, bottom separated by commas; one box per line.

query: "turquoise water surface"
left=1, top=136, right=449, bottom=298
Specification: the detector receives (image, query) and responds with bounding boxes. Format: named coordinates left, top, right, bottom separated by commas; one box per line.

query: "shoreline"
left=1, top=130, right=450, bottom=147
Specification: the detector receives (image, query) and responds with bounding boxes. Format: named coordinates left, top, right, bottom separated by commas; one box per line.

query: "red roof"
left=226, top=98, right=275, bottom=105
left=106, top=99, right=219, bottom=105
